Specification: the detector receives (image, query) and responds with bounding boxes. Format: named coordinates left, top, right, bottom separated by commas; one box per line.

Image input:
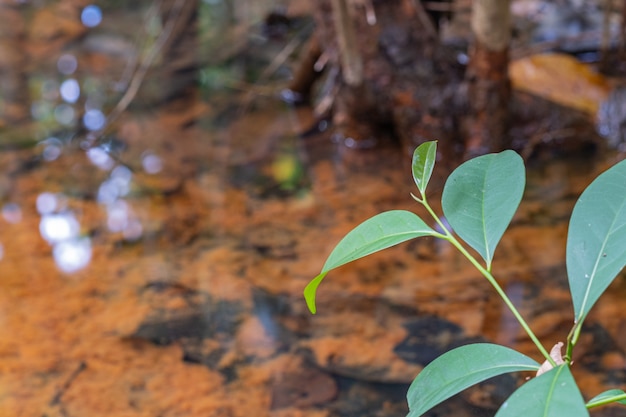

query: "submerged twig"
left=49, top=362, right=87, bottom=406
left=238, top=24, right=313, bottom=114
left=80, top=0, right=196, bottom=170
left=103, top=0, right=194, bottom=128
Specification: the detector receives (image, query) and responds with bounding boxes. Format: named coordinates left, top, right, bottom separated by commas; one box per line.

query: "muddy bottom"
left=1, top=90, right=626, bottom=417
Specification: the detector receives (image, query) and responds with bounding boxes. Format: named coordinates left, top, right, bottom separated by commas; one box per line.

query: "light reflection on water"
left=98, top=165, right=144, bottom=241
left=37, top=193, right=92, bottom=273
left=142, top=152, right=163, bottom=174
left=57, top=53, right=78, bottom=75
left=40, top=137, right=63, bottom=161
left=60, top=79, right=80, bottom=103
left=81, top=5, right=103, bottom=28
left=2, top=203, right=22, bottom=224
left=39, top=212, right=80, bottom=243
left=53, top=237, right=92, bottom=273
left=87, top=146, right=115, bottom=170
left=83, top=108, right=106, bottom=131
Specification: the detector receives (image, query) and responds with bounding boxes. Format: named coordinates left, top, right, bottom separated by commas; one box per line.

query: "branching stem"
left=415, top=192, right=556, bottom=366
left=565, top=320, right=583, bottom=363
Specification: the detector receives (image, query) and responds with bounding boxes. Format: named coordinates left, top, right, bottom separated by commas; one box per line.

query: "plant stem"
left=565, top=320, right=583, bottom=363
left=418, top=195, right=556, bottom=366
left=448, top=234, right=555, bottom=365
left=586, top=393, right=626, bottom=409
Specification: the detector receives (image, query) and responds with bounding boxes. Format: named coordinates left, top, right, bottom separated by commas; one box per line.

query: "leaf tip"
left=304, top=272, right=327, bottom=314
left=412, top=141, right=438, bottom=194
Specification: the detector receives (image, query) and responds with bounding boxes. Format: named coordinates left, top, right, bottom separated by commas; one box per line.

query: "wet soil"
left=2, top=92, right=626, bottom=417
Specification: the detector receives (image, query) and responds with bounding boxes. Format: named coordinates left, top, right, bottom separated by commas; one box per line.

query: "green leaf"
left=587, top=389, right=626, bottom=407
left=412, top=141, right=437, bottom=195
left=496, top=365, right=588, bottom=417
left=407, top=343, right=539, bottom=417
left=566, top=159, right=626, bottom=322
left=304, top=210, right=437, bottom=313
left=304, top=272, right=327, bottom=314
left=441, top=150, right=525, bottom=269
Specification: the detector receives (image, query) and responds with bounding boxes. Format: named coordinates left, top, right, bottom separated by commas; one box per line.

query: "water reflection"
left=40, top=136, right=64, bottom=161
left=97, top=170, right=130, bottom=204
left=54, top=103, right=75, bottom=125
left=142, top=151, right=163, bottom=174
left=79, top=140, right=150, bottom=243
left=1, top=203, right=22, bottom=224
left=39, top=213, right=80, bottom=243
left=60, top=79, right=80, bottom=103
left=36, top=192, right=59, bottom=214
left=57, top=53, right=78, bottom=75
left=107, top=200, right=143, bottom=240
left=83, top=108, right=106, bottom=131
left=37, top=193, right=92, bottom=273
left=81, top=5, right=103, bottom=28
left=87, top=146, right=114, bottom=170
left=53, top=237, right=92, bottom=273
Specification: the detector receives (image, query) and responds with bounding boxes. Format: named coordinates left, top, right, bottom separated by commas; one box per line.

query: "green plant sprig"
left=303, top=141, right=626, bottom=416
left=412, top=184, right=554, bottom=365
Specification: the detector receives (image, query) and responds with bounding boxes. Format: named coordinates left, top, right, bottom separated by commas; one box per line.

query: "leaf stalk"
left=586, top=393, right=626, bottom=409
left=418, top=192, right=555, bottom=366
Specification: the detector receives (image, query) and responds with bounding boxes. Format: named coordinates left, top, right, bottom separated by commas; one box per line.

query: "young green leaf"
left=566, top=159, right=626, bottom=323
left=495, top=365, right=589, bottom=417
left=407, top=343, right=539, bottom=417
left=304, top=210, right=437, bottom=313
left=442, top=150, right=525, bottom=269
left=412, top=141, right=437, bottom=195
left=587, top=389, right=626, bottom=408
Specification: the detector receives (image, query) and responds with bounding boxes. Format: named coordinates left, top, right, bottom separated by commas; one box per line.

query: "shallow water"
left=1, top=2, right=626, bottom=417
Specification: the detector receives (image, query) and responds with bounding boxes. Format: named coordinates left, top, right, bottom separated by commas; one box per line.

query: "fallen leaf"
left=510, top=53, right=610, bottom=115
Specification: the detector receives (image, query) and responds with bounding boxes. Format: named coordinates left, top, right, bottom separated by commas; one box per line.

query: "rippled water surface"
left=1, top=2, right=626, bottom=417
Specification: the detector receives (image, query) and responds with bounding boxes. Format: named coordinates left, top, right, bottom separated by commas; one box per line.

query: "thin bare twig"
left=49, top=362, right=87, bottom=406
left=103, top=0, right=193, bottom=128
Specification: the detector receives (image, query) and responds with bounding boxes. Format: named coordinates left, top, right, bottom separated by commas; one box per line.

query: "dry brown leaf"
left=510, top=53, right=611, bottom=115
left=536, top=341, right=565, bottom=376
